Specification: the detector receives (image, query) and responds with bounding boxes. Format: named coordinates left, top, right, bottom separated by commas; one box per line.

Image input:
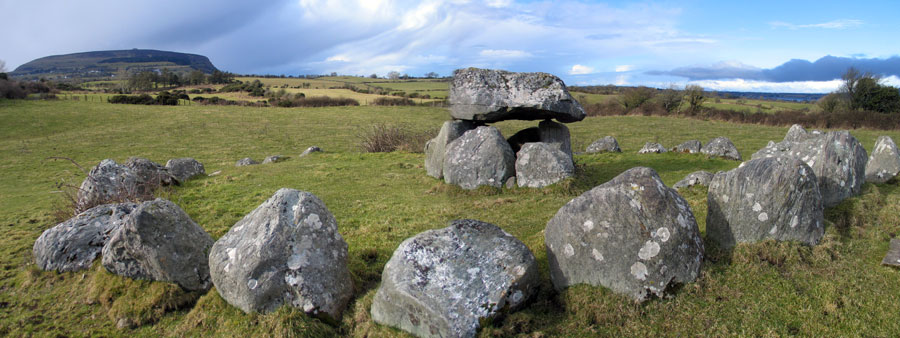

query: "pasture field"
left=1, top=99, right=900, bottom=336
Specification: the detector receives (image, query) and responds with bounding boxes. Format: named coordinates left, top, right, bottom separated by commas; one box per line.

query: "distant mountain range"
left=10, top=49, right=219, bottom=82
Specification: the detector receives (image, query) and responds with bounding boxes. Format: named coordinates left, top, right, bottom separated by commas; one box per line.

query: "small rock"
left=165, top=158, right=205, bottom=182
left=638, top=142, right=667, bottom=154
left=300, top=146, right=322, bottom=157
left=701, top=137, right=742, bottom=161
left=208, top=170, right=222, bottom=177
left=881, top=239, right=900, bottom=268
left=262, top=155, right=286, bottom=164
left=116, top=317, right=133, bottom=329
left=33, top=203, right=137, bottom=272
left=673, top=140, right=702, bottom=154
left=235, top=158, right=259, bottom=166
left=371, top=219, right=539, bottom=338
left=505, top=176, right=517, bottom=189
left=585, top=136, right=621, bottom=153
left=516, top=143, right=575, bottom=188
left=443, top=126, right=515, bottom=189
left=673, top=171, right=715, bottom=189
left=865, top=136, right=900, bottom=183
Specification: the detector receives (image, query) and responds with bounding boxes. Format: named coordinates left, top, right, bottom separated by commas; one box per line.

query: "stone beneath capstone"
left=101, top=199, right=214, bottom=291
left=586, top=136, right=621, bottom=153
left=425, top=120, right=476, bottom=179
left=506, top=127, right=540, bottom=154
left=125, top=157, right=176, bottom=186
left=209, top=189, right=353, bottom=321
left=545, top=167, right=704, bottom=302
left=165, top=158, right=205, bottom=183
left=443, top=126, right=516, bottom=189
left=707, top=157, right=824, bottom=249
left=751, top=130, right=867, bottom=208
left=33, top=203, right=137, bottom=272
left=235, top=158, right=259, bottom=166
left=638, top=142, right=667, bottom=154
left=371, top=219, right=540, bottom=338
left=77, top=159, right=141, bottom=209
left=448, top=68, right=585, bottom=123
left=881, top=239, right=900, bottom=268
left=538, top=120, right=573, bottom=162
left=865, top=136, right=900, bottom=183
left=701, top=137, right=742, bottom=161
left=516, top=143, right=575, bottom=188
left=300, top=146, right=322, bottom=157
left=673, top=171, right=715, bottom=190
left=673, top=140, right=702, bottom=154
left=262, top=155, right=285, bottom=164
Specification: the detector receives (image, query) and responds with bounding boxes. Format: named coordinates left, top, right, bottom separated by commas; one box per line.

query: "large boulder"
left=707, top=157, right=824, bottom=249
left=101, top=199, right=214, bottom=291
left=586, top=136, right=621, bottom=153
left=209, top=189, right=353, bottom=321
left=673, top=140, right=702, bottom=154
left=638, top=142, right=667, bottom=154
left=752, top=130, right=867, bottom=207
left=33, top=203, right=137, bottom=272
left=701, top=137, right=741, bottom=160
left=77, top=159, right=142, bottom=209
left=516, top=143, right=575, bottom=188
left=425, top=120, right=476, bottom=179
left=538, top=120, right=573, bottom=161
left=443, top=126, right=516, bottom=189
left=865, top=136, right=900, bottom=183
left=125, top=157, right=176, bottom=186
left=371, top=219, right=539, bottom=338
left=165, top=158, right=206, bottom=182
left=545, top=167, right=704, bottom=302
left=673, top=171, right=715, bottom=190
left=448, top=68, right=585, bottom=123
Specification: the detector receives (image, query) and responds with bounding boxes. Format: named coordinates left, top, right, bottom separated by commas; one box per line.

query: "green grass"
left=2, top=99, right=900, bottom=336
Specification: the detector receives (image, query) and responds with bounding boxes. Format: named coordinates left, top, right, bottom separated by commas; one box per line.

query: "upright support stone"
left=538, top=120, right=573, bottom=162
left=425, top=120, right=476, bottom=179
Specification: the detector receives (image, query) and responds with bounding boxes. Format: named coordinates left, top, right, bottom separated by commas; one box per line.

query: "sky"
left=2, top=0, right=899, bottom=93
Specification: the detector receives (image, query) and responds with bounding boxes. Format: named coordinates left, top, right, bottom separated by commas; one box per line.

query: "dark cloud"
left=648, top=55, right=900, bottom=82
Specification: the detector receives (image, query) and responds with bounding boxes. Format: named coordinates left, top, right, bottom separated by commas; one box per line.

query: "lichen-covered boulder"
left=165, top=158, right=205, bottom=183
left=425, top=120, right=476, bottom=179
left=77, top=159, right=141, bottom=209
left=752, top=131, right=867, bottom=207
left=538, top=120, right=573, bottom=161
left=701, top=137, right=741, bottom=160
left=125, top=157, right=176, bottom=186
left=866, top=136, right=900, bottom=183
left=673, top=171, right=715, bottom=190
left=545, top=167, right=704, bottom=302
left=209, top=189, right=353, bottom=321
left=638, top=142, right=667, bottom=154
left=235, top=158, right=258, bottom=166
left=784, top=124, right=810, bottom=142
left=443, top=126, right=515, bottom=189
left=516, top=143, right=575, bottom=188
left=449, top=68, right=585, bottom=123
left=33, top=203, right=136, bottom=272
left=371, top=219, right=539, bottom=338
left=586, top=136, right=621, bottom=153
left=707, top=157, right=824, bottom=249
left=300, top=146, right=322, bottom=157
left=673, top=140, right=702, bottom=154
left=101, top=199, right=214, bottom=291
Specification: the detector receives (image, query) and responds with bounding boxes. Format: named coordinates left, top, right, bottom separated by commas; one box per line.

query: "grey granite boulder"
left=638, top=142, right=667, bottom=154
left=425, top=120, right=476, bottom=179
left=673, top=171, right=715, bottom=190
left=784, top=124, right=810, bottom=142
left=516, top=143, right=575, bottom=188
left=77, top=159, right=141, bottom=209
left=300, top=146, right=322, bottom=157
left=443, top=126, right=515, bottom=189
left=545, top=167, right=704, bottom=302
left=371, top=219, right=539, bottom=338
left=449, top=68, right=585, bottom=123
left=262, top=155, right=286, bottom=164
left=165, top=158, right=205, bottom=183
left=586, top=136, right=621, bottom=153
left=235, top=158, right=259, bottom=166
left=102, top=199, right=214, bottom=291
left=707, top=157, right=824, bottom=249
left=673, top=140, right=702, bottom=154
left=33, top=203, right=136, bottom=272
left=865, top=136, right=900, bottom=183
left=752, top=130, right=867, bottom=207
left=538, top=120, right=573, bottom=161
left=881, top=239, right=900, bottom=268
left=701, top=137, right=741, bottom=160
left=209, top=189, right=353, bottom=321
left=125, top=157, right=176, bottom=186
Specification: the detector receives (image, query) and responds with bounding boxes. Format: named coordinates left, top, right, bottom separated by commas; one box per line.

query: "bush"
left=109, top=91, right=181, bottom=105
left=268, top=96, right=359, bottom=108
left=359, top=123, right=436, bottom=153
left=371, top=97, right=415, bottom=106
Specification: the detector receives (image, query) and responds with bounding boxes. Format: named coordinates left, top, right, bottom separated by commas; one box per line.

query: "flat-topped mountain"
left=10, top=49, right=219, bottom=81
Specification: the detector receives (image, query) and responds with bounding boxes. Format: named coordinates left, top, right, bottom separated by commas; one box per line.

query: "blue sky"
left=2, top=0, right=899, bottom=92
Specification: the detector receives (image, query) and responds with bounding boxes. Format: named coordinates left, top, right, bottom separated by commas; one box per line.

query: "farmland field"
left=2, top=98, right=900, bottom=336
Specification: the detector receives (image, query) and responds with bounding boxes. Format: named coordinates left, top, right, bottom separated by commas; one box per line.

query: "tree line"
left=125, top=69, right=234, bottom=91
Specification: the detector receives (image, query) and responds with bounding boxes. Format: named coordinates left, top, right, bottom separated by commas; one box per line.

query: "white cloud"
left=326, top=55, right=351, bottom=62
left=615, top=65, right=633, bottom=72
left=485, top=0, right=512, bottom=8
left=615, top=75, right=629, bottom=85
left=769, top=19, right=863, bottom=30
left=570, top=64, right=594, bottom=75
left=479, top=49, right=532, bottom=58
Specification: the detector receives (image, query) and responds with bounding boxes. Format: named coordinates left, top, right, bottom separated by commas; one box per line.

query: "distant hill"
left=10, top=49, right=219, bottom=82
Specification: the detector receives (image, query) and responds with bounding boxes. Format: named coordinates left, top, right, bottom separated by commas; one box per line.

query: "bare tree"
left=387, top=71, right=401, bottom=80
left=658, top=84, right=683, bottom=113
left=685, top=84, right=705, bottom=114
left=619, top=86, right=656, bottom=112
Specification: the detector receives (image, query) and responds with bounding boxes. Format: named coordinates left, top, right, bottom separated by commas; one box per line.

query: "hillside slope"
left=10, top=49, right=219, bottom=82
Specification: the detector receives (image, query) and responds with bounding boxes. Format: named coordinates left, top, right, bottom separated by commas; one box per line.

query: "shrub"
left=268, top=96, right=359, bottom=108
left=359, top=123, right=436, bottom=153
left=371, top=97, right=415, bottom=106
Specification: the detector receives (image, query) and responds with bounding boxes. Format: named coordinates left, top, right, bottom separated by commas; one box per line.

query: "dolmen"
left=752, top=124, right=867, bottom=207
left=425, top=68, right=585, bottom=189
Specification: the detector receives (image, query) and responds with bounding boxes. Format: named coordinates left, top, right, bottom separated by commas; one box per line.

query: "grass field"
left=2, top=99, right=900, bottom=336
